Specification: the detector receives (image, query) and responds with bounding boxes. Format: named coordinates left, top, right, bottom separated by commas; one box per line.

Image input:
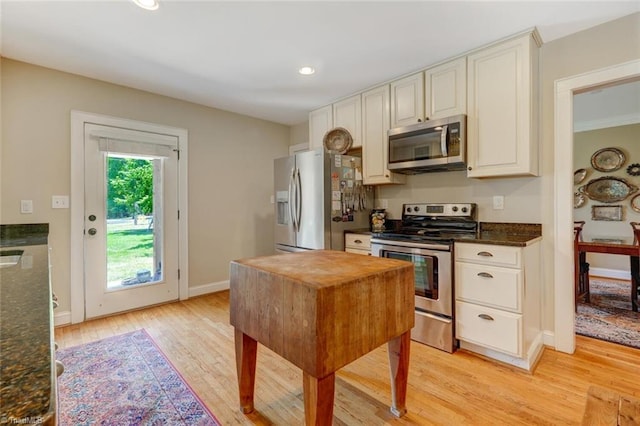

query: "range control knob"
left=461, top=206, right=468, bottom=213
left=452, top=206, right=458, bottom=212
left=406, top=207, right=411, bottom=213
left=413, top=206, right=420, bottom=212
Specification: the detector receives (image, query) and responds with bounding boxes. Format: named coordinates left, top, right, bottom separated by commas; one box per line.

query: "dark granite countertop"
left=0, top=224, right=55, bottom=425
left=457, top=222, right=542, bottom=247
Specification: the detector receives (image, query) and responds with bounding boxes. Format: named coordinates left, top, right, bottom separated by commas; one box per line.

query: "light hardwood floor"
left=55, top=291, right=640, bottom=425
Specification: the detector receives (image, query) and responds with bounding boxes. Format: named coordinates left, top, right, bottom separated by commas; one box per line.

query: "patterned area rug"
left=57, top=329, right=220, bottom=425
left=575, top=279, right=640, bottom=349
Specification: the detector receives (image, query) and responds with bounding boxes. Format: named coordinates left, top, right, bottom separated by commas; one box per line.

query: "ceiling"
left=574, top=79, right=640, bottom=132
left=1, top=1, right=639, bottom=126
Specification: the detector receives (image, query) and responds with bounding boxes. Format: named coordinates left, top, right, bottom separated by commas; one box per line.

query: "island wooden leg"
left=234, top=329, right=257, bottom=414
left=302, top=372, right=335, bottom=426
left=387, top=330, right=410, bottom=417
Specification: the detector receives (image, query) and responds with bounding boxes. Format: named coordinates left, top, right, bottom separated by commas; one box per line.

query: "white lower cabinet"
left=455, top=240, right=542, bottom=370
left=344, top=233, right=371, bottom=256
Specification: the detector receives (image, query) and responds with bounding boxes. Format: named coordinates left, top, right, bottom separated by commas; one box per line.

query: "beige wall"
left=289, top=121, right=309, bottom=147
left=573, top=124, right=640, bottom=272
left=0, top=59, right=290, bottom=313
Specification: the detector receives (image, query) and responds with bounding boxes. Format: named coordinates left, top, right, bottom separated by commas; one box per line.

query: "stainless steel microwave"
left=387, top=114, right=466, bottom=174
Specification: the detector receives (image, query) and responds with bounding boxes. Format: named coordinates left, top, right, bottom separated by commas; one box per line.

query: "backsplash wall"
left=376, top=171, right=542, bottom=223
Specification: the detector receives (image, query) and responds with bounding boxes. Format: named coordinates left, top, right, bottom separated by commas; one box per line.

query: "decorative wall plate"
left=590, top=147, right=626, bottom=172
left=579, top=176, right=638, bottom=203
left=323, top=127, right=353, bottom=154
left=574, top=168, right=587, bottom=185
left=631, top=194, right=640, bottom=213
left=574, top=192, right=586, bottom=208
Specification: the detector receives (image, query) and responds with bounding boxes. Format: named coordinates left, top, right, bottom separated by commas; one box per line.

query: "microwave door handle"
left=440, top=124, right=448, bottom=157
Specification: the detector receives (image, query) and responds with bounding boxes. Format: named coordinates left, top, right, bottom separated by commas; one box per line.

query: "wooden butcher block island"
left=229, top=249, right=415, bottom=425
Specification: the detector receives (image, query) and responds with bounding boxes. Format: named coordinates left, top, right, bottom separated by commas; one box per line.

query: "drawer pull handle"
left=354, top=239, right=362, bottom=244
left=477, top=272, right=493, bottom=278
left=478, top=314, right=494, bottom=321
left=477, top=251, right=493, bottom=257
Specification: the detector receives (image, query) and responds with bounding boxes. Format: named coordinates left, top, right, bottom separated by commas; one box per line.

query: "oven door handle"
left=440, top=124, right=448, bottom=157
left=415, top=310, right=452, bottom=324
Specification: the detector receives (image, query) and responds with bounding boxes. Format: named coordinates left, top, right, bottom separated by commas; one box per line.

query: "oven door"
left=371, top=240, right=452, bottom=317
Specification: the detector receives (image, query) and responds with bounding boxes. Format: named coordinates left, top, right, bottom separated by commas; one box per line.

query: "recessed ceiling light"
left=132, top=0, right=159, bottom=11
left=298, top=66, right=315, bottom=76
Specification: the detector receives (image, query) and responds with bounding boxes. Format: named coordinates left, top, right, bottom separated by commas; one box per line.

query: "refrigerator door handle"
left=295, top=168, right=302, bottom=232
left=288, top=168, right=297, bottom=232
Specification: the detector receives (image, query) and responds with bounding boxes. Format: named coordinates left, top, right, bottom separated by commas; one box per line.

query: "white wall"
left=0, top=59, right=290, bottom=313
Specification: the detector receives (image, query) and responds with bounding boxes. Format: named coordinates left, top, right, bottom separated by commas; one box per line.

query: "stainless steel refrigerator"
left=274, top=148, right=373, bottom=253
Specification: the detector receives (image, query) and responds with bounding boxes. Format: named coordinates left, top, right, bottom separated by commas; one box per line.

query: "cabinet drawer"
left=455, top=243, right=521, bottom=268
left=456, top=301, right=522, bottom=357
left=455, top=263, right=522, bottom=312
left=345, top=233, right=371, bottom=250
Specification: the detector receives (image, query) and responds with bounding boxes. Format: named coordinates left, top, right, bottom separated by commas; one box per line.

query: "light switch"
left=20, top=200, right=33, bottom=214
left=493, top=195, right=504, bottom=210
left=52, top=195, right=70, bottom=209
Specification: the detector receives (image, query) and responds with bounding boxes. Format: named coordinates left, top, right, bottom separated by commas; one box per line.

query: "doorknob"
left=88, top=228, right=97, bottom=235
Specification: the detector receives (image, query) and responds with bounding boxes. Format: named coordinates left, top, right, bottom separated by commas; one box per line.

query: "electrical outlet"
left=493, top=195, right=504, bottom=210
left=52, top=195, right=70, bottom=209
left=20, top=200, right=33, bottom=214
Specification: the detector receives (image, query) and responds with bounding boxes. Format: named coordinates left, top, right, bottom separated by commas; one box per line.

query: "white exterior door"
left=83, top=123, right=180, bottom=318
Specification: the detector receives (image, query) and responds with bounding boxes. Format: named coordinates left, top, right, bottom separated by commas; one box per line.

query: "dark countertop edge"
left=345, top=228, right=372, bottom=235
left=0, top=223, right=49, bottom=247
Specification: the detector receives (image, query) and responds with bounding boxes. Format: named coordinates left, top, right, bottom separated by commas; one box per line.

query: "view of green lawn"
left=107, top=222, right=154, bottom=285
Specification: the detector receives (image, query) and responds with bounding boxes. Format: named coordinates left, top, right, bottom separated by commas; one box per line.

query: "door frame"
left=70, top=111, right=189, bottom=324
left=553, top=59, right=640, bottom=353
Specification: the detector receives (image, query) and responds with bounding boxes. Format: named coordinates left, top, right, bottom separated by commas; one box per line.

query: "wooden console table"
left=229, top=250, right=414, bottom=425
left=576, top=240, right=639, bottom=312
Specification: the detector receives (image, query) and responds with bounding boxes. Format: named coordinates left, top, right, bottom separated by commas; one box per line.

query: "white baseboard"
left=589, top=267, right=630, bottom=280
left=54, top=310, right=72, bottom=327
left=543, top=330, right=555, bottom=348
left=188, top=280, right=230, bottom=298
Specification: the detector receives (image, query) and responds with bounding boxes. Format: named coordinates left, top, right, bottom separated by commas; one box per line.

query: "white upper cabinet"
left=390, top=72, right=424, bottom=128
left=425, top=57, right=467, bottom=120
left=309, top=105, right=333, bottom=150
left=466, top=32, right=540, bottom=178
left=333, top=94, right=362, bottom=149
left=361, top=85, right=406, bottom=185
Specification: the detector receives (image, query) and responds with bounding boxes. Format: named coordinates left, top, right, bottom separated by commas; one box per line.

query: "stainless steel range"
left=371, top=203, right=477, bottom=353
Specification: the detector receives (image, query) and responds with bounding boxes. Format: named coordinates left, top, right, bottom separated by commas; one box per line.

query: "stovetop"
left=373, top=202, right=478, bottom=244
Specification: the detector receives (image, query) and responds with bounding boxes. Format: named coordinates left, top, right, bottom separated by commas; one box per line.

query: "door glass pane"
left=106, top=155, right=163, bottom=288
left=383, top=251, right=438, bottom=299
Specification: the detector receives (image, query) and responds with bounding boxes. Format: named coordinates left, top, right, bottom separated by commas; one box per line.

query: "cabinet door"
left=390, top=72, right=424, bottom=127
left=309, top=105, right=333, bottom=150
left=425, top=57, right=466, bottom=120
left=333, top=94, right=362, bottom=149
left=466, top=34, right=539, bottom=178
left=362, top=85, right=406, bottom=185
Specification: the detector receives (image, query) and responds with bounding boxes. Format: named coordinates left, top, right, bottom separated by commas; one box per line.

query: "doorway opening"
left=554, top=59, right=640, bottom=354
